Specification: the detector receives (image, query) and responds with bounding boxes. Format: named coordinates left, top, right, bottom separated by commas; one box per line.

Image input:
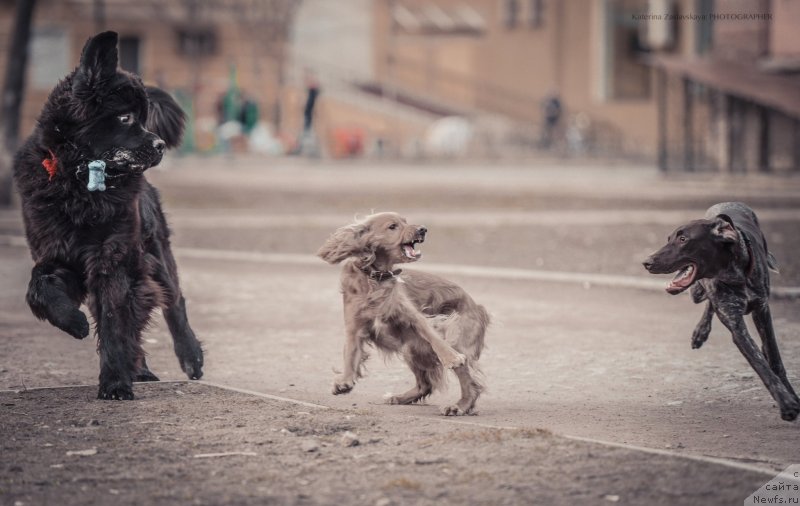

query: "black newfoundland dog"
left=13, top=31, right=203, bottom=399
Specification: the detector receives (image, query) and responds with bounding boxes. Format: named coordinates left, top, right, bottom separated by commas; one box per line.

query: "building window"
left=30, top=27, right=69, bottom=89
left=504, top=0, right=519, bottom=29
left=602, top=0, right=651, bottom=100
left=177, top=27, right=217, bottom=57
left=529, top=0, right=544, bottom=28
left=119, top=36, right=141, bottom=76
left=695, top=0, right=713, bottom=55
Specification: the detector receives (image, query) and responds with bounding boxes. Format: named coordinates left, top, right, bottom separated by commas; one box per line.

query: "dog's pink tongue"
left=666, top=265, right=695, bottom=293
left=403, top=245, right=417, bottom=258
left=666, top=283, right=683, bottom=294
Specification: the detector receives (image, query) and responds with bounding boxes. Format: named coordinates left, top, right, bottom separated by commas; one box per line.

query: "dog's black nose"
left=153, top=139, right=166, bottom=154
left=643, top=259, right=653, bottom=271
left=418, top=226, right=427, bottom=237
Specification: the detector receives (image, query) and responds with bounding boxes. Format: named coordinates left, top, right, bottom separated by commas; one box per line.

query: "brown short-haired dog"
left=318, top=212, right=490, bottom=415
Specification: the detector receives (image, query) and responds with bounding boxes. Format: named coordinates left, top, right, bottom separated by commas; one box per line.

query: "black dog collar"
left=364, top=268, right=402, bottom=282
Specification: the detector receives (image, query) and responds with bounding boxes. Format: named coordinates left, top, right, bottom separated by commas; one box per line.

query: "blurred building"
left=654, top=0, right=800, bottom=173
left=371, top=0, right=661, bottom=158
left=0, top=0, right=298, bottom=151
left=369, top=0, right=800, bottom=168
left=8, top=0, right=794, bottom=168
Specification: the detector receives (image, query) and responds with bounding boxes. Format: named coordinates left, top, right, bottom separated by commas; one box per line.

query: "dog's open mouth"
left=107, top=148, right=159, bottom=173
left=401, top=239, right=423, bottom=260
left=666, top=263, right=697, bottom=294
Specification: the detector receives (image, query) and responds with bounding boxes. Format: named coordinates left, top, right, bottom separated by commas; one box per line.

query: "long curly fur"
left=318, top=212, right=490, bottom=416
left=13, top=31, right=203, bottom=400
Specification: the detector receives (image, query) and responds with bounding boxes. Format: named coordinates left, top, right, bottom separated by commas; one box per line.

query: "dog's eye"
left=679, top=236, right=687, bottom=243
left=118, top=114, right=134, bottom=125
left=388, top=224, right=398, bottom=230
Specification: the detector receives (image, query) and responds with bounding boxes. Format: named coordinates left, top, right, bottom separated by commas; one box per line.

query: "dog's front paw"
left=53, top=308, right=90, bottom=339
left=332, top=377, right=354, bottom=395
left=691, top=328, right=710, bottom=349
left=98, top=381, right=134, bottom=401
left=178, top=346, right=204, bottom=380
left=442, top=352, right=466, bottom=370
left=780, top=400, right=800, bottom=422
left=441, top=404, right=474, bottom=416
left=387, top=395, right=409, bottom=405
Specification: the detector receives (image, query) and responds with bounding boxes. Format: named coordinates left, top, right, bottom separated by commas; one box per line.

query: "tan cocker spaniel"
left=318, top=212, right=489, bottom=415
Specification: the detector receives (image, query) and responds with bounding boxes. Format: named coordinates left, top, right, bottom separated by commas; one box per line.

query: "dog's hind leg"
left=164, top=294, right=204, bottom=380
left=752, top=303, right=799, bottom=400
left=143, top=189, right=204, bottom=381
left=389, top=345, right=440, bottom=405
left=717, top=306, right=800, bottom=421
left=691, top=302, right=714, bottom=349
left=26, top=262, right=89, bottom=339
left=442, top=361, right=484, bottom=416
left=150, top=246, right=204, bottom=381
left=135, top=356, right=160, bottom=382
left=388, top=372, right=433, bottom=405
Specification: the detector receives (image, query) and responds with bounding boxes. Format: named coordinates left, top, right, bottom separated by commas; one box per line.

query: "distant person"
left=297, top=70, right=322, bottom=157
left=218, top=87, right=242, bottom=125
left=239, top=96, right=259, bottom=135
left=540, top=92, right=562, bottom=149
left=216, top=88, right=243, bottom=154
left=303, top=70, right=320, bottom=133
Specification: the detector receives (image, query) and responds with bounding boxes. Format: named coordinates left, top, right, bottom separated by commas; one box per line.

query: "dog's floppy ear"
left=72, top=31, right=119, bottom=103
left=711, top=214, right=738, bottom=244
left=145, top=87, right=186, bottom=148
left=317, top=223, right=372, bottom=264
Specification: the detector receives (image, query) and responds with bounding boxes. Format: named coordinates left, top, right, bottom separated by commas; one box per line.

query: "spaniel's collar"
left=362, top=267, right=402, bottom=282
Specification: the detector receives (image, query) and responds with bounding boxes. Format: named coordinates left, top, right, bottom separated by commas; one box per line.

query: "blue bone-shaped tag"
left=87, top=160, right=106, bottom=192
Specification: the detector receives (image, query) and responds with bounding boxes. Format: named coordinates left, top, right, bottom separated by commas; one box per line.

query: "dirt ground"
left=1, top=157, right=799, bottom=504
left=0, top=382, right=771, bottom=506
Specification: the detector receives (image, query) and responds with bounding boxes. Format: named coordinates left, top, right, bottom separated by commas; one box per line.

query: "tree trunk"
left=0, top=0, right=38, bottom=206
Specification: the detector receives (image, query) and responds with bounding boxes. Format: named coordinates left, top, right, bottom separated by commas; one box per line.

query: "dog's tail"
left=472, top=304, right=491, bottom=360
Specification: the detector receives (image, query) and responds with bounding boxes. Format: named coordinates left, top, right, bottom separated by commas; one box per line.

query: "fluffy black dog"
left=13, top=31, right=203, bottom=399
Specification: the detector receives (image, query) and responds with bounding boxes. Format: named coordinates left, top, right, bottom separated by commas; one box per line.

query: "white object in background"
left=424, top=116, right=473, bottom=157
